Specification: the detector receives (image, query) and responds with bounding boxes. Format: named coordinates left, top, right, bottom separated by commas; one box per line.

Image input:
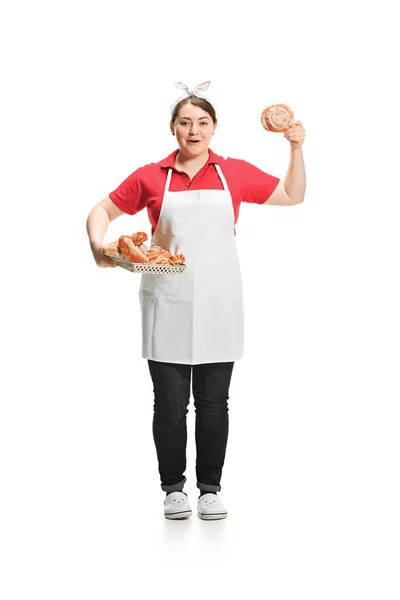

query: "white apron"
left=138, top=163, right=244, bottom=364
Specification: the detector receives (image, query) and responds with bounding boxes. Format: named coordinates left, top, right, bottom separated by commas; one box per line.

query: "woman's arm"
left=86, top=196, right=126, bottom=267
left=265, top=119, right=306, bottom=206
left=284, top=146, right=306, bottom=205
left=266, top=147, right=306, bottom=206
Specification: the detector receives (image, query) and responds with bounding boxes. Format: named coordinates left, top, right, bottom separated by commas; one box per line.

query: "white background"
left=1, top=0, right=399, bottom=598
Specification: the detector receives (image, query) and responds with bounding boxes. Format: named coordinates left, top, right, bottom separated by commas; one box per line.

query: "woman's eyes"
left=181, top=122, right=208, bottom=126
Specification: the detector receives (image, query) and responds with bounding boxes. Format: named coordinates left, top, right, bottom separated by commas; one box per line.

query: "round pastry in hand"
left=131, top=232, right=148, bottom=246
left=261, top=104, right=294, bottom=132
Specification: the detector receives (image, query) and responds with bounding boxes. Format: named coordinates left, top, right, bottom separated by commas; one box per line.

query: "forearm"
left=284, top=147, right=306, bottom=204
left=86, top=206, right=110, bottom=247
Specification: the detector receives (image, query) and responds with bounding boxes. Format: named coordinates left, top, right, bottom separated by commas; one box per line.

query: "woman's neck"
left=175, top=148, right=209, bottom=170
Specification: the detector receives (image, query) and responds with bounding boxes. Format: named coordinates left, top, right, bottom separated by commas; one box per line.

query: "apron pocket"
left=140, top=272, right=180, bottom=296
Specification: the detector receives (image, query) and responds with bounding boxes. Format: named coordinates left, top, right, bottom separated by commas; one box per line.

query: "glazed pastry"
left=118, top=235, right=149, bottom=263
left=148, top=245, right=171, bottom=257
left=261, top=104, right=294, bottom=132
left=170, top=253, right=186, bottom=265
left=131, top=232, right=148, bottom=246
left=147, top=248, right=172, bottom=263
left=152, top=256, right=174, bottom=265
left=104, top=241, right=123, bottom=257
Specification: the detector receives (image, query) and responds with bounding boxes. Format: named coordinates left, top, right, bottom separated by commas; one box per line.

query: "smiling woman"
left=170, top=96, right=218, bottom=173
left=86, top=79, right=306, bottom=519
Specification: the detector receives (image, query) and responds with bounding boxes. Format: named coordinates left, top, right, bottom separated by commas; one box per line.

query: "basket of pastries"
left=103, top=232, right=187, bottom=274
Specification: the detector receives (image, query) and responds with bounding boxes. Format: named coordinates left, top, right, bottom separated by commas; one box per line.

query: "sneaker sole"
left=198, top=512, right=228, bottom=520
left=165, top=510, right=192, bottom=519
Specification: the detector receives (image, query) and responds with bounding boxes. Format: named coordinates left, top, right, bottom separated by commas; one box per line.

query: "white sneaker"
left=164, top=492, right=192, bottom=519
left=197, top=493, right=228, bottom=520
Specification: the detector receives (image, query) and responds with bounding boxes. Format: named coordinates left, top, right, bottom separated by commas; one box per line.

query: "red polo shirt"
left=109, top=148, right=280, bottom=237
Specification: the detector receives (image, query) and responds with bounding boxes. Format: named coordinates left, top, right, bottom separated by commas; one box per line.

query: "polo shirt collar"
left=159, top=148, right=220, bottom=170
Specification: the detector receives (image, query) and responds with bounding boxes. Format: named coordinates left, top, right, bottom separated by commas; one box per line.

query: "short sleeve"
left=237, top=159, right=280, bottom=204
left=108, top=168, right=147, bottom=215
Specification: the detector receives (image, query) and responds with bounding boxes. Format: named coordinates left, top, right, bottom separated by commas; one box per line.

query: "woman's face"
left=170, top=102, right=217, bottom=158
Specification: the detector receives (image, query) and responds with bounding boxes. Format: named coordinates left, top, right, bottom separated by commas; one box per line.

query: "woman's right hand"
left=90, top=241, right=118, bottom=268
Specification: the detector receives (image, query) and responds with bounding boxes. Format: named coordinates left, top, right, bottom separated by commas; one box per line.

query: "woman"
left=86, top=81, right=306, bottom=520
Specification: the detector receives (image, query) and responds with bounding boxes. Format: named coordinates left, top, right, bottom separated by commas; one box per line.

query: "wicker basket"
left=109, top=255, right=187, bottom=274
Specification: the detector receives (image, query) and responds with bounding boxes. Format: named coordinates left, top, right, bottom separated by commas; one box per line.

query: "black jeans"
left=147, top=360, right=235, bottom=494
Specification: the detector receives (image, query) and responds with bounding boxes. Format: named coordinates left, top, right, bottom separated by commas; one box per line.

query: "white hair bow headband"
left=170, top=80, right=214, bottom=117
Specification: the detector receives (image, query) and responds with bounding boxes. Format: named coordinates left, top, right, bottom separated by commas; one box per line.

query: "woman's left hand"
left=284, top=120, right=305, bottom=148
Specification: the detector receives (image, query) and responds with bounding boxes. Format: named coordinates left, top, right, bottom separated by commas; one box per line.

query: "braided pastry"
left=152, top=256, right=174, bottom=265
left=147, top=246, right=171, bottom=257
left=146, top=248, right=172, bottom=263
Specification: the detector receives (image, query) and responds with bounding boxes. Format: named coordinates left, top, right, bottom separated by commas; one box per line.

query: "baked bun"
left=261, top=104, right=294, bottom=132
left=152, top=256, right=174, bottom=265
left=146, top=246, right=172, bottom=263
left=118, top=235, right=149, bottom=263
left=148, top=246, right=171, bottom=257
left=170, top=253, right=186, bottom=265
left=104, top=241, right=123, bottom=257
left=131, top=232, right=148, bottom=246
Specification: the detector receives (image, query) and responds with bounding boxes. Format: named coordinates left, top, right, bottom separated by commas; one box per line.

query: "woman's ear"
left=170, top=121, right=175, bottom=136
